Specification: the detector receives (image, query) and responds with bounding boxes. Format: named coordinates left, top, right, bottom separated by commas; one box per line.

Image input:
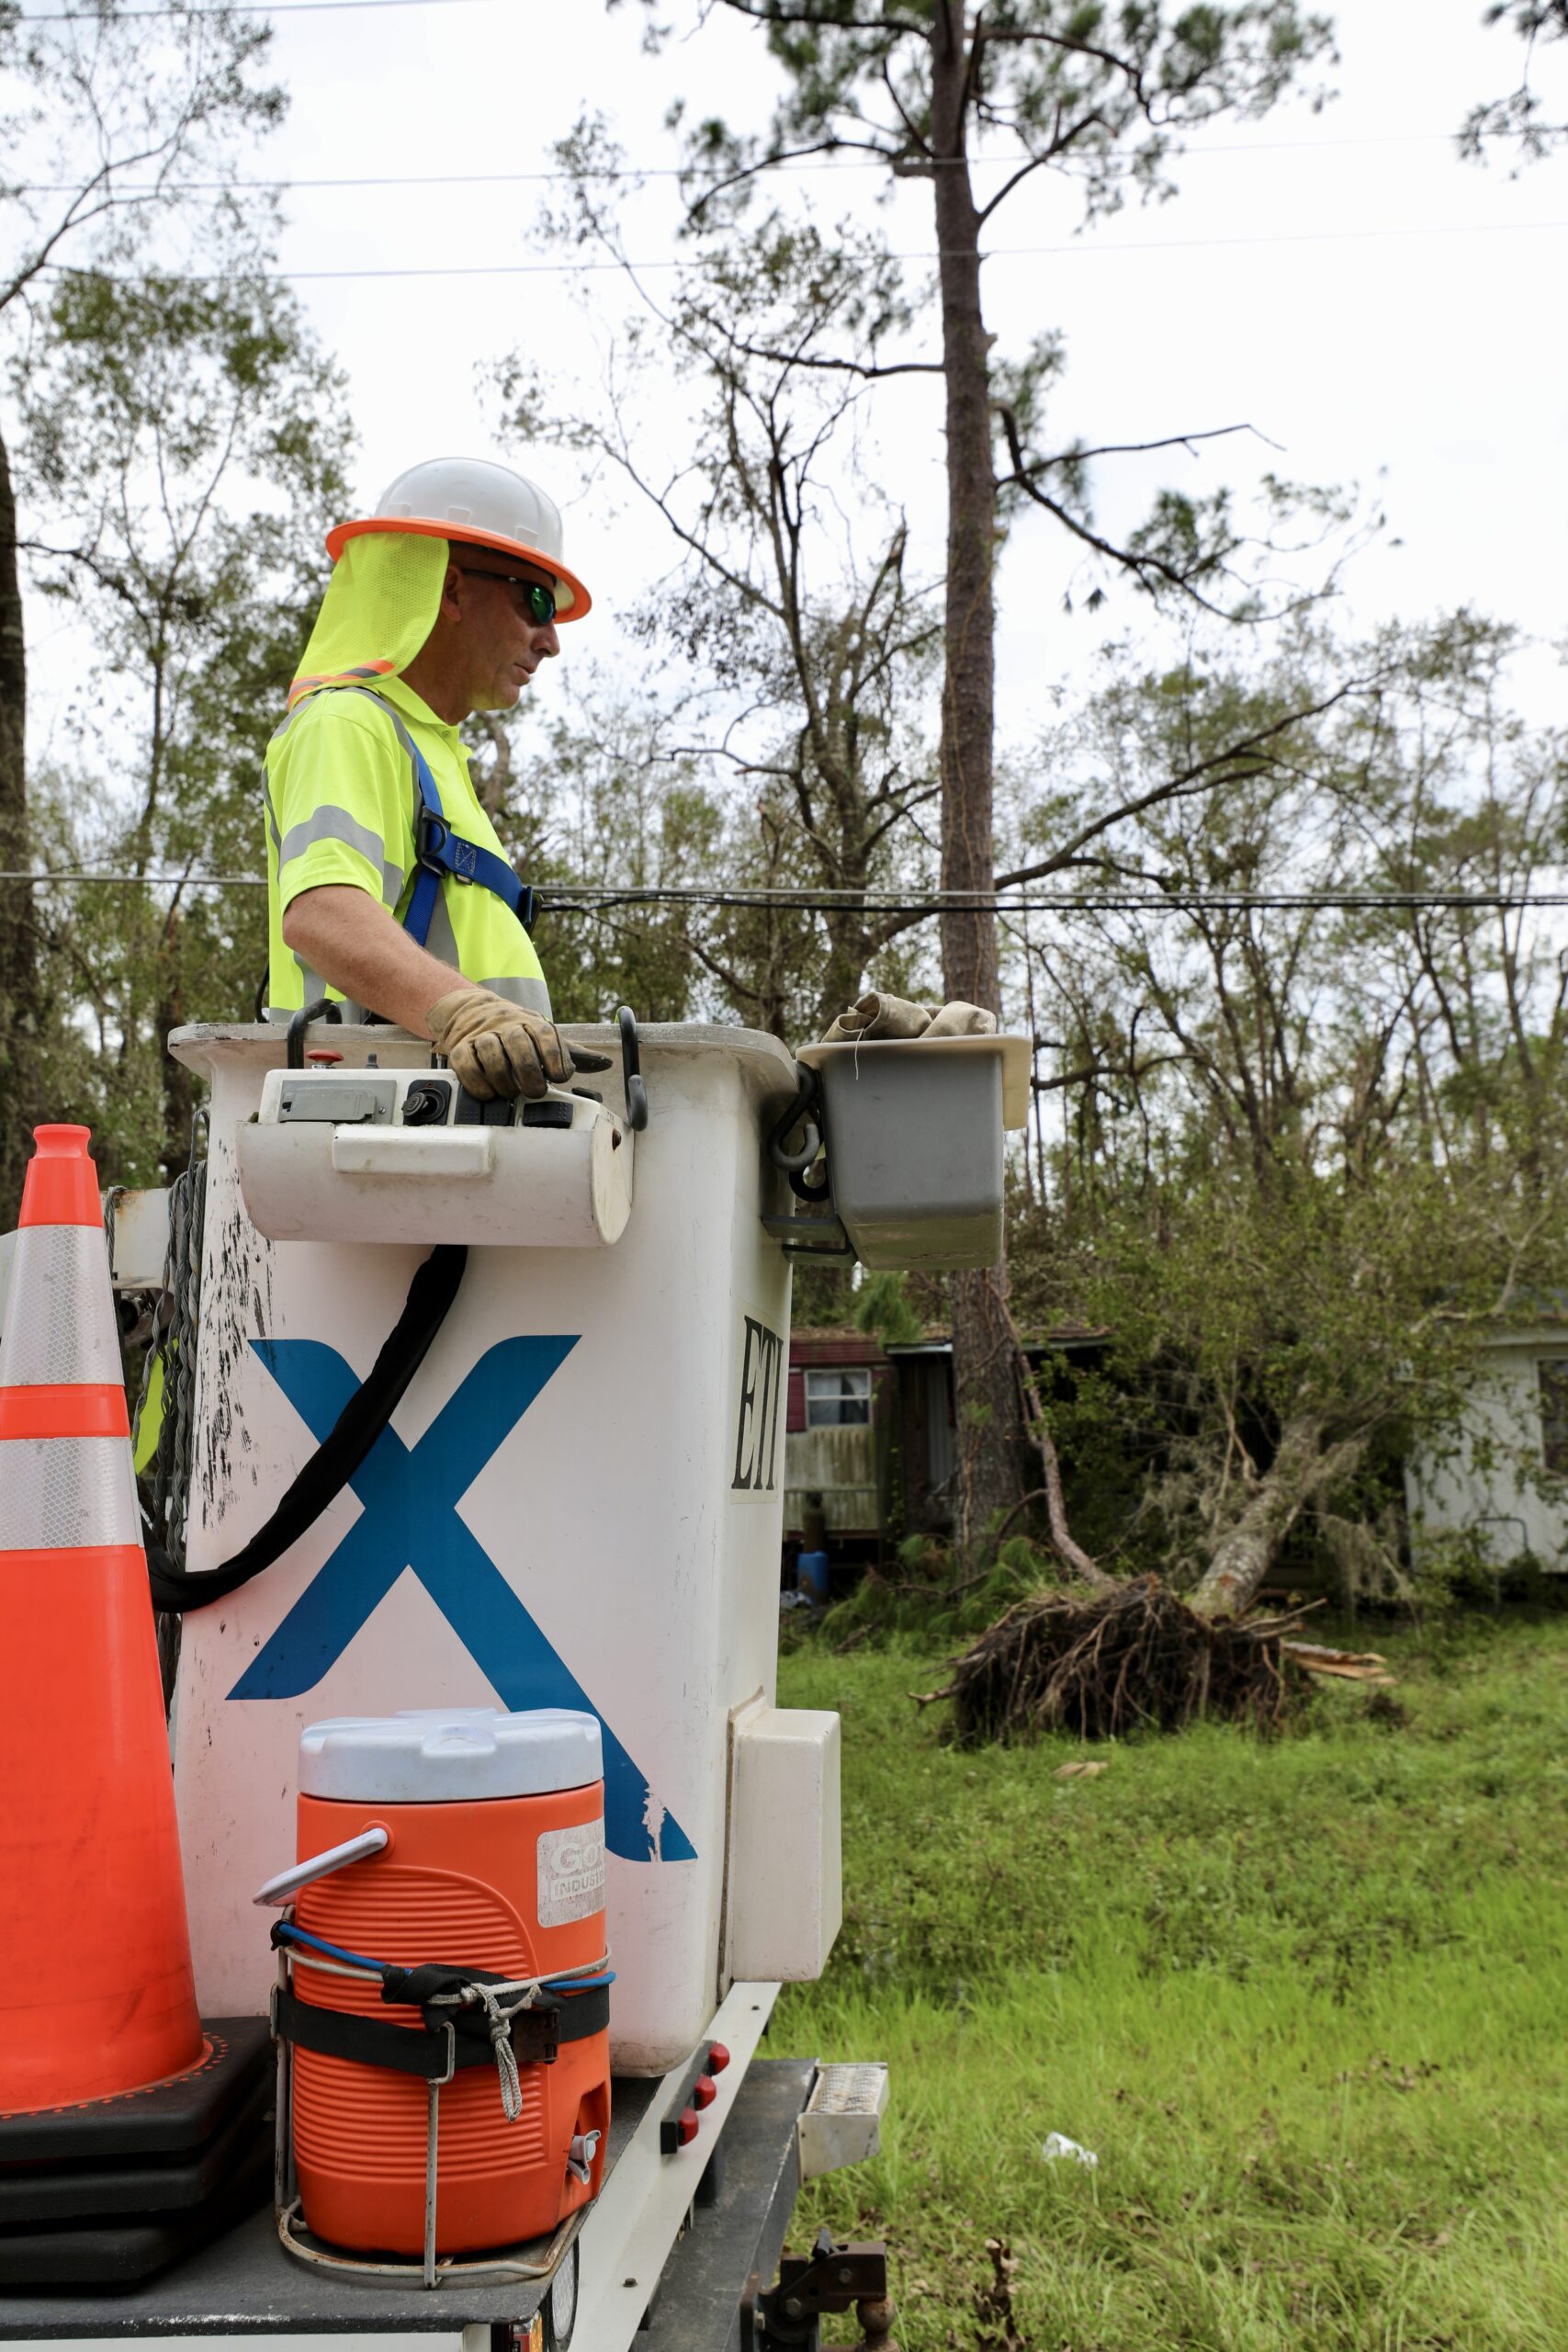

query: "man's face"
left=448, top=560, right=561, bottom=713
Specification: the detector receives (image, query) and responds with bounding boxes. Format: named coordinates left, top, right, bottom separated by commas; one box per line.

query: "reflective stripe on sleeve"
left=0, top=1435, right=141, bottom=1549
left=277, top=804, right=406, bottom=907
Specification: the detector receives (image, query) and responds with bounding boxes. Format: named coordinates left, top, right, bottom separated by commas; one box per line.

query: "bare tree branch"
left=997, top=684, right=1371, bottom=888
left=1008, top=421, right=1280, bottom=478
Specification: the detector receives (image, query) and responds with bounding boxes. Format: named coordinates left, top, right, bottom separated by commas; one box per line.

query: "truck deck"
left=0, top=1995, right=841, bottom=2352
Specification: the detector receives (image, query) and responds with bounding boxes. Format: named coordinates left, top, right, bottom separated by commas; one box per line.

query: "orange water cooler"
left=268, top=1708, right=610, bottom=2261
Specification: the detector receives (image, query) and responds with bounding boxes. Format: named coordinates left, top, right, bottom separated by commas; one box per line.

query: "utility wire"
left=6, top=872, right=1564, bottom=915
left=23, top=0, right=497, bottom=19
left=33, top=216, right=1568, bottom=286
left=12, top=126, right=1563, bottom=194
left=546, top=888, right=1568, bottom=915
left=0, top=870, right=269, bottom=884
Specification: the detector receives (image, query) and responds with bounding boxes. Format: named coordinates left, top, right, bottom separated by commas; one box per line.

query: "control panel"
left=241, top=1062, right=635, bottom=1250
left=266, top=1069, right=588, bottom=1133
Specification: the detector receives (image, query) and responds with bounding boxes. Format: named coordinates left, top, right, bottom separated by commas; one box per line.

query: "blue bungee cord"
left=274, top=1917, right=615, bottom=1992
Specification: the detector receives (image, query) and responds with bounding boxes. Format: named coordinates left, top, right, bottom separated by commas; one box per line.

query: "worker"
left=265, top=456, right=602, bottom=1100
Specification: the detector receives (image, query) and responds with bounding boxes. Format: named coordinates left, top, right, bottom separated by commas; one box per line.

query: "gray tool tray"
left=795, top=1034, right=1030, bottom=1270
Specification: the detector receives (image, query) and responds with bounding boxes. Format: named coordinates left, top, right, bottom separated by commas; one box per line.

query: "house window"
left=805, top=1367, right=873, bottom=1428
left=1540, top=1359, right=1568, bottom=1474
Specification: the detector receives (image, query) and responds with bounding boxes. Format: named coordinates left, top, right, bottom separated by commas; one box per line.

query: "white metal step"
left=796, top=2061, right=888, bottom=2180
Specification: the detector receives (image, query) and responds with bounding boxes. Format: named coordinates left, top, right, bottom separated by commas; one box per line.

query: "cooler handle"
left=253, top=1825, right=389, bottom=1908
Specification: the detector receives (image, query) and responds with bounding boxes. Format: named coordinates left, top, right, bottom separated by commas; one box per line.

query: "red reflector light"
left=676, top=2107, right=699, bottom=2147
left=707, top=2041, right=730, bottom=2075
left=692, top=2075, right=716, bottom=2110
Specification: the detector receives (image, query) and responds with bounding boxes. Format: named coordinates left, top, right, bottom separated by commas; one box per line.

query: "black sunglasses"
left=456, top=566, right=558, bottom=627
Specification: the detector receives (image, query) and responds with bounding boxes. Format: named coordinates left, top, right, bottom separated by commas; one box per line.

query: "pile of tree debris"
left=916, top=1575, right=1392, bottom=1745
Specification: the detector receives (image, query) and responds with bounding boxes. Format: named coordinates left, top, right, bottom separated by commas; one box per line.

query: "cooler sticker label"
left=537, top=1818, right=607, bottom=1928
left=731, top=1309, right=784, bottom=1498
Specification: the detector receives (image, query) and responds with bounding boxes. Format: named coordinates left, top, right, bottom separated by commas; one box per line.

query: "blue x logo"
left=227, top=1336, right=695, bottom=1865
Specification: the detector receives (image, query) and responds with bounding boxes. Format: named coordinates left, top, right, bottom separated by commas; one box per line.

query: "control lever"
left=286, top=997, right=342, bottom=1071
left=617, top=1005, right=649, bottom=1132
left=767, top=1063, right=831, bottom=1202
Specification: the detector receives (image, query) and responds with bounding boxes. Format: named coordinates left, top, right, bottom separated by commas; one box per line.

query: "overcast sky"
left=21, top=0, right=1568, bottom=761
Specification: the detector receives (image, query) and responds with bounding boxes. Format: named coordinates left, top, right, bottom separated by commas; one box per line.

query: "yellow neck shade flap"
left=288, top=532, right=451, bottom=711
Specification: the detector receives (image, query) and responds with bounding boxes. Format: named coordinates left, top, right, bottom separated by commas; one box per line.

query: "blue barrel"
left=796, top=1550, right=831, bottom=1605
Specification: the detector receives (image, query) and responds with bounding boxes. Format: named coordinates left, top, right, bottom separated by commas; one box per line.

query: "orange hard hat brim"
left=323, top=515, right=592, bottom=620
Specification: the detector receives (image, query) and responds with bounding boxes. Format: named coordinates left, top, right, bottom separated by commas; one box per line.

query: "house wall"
left=784, top=1422, right=881, bottom=1538
left=784, top=1333, right=889, bottom=1541
left=1405, top=1330, right=1568, bottom=1569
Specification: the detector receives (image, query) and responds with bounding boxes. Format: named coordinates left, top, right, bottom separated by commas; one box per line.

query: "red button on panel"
left=707, top=2041, right=730, bottom=2075
left=676, top=2107, right=699, bottom=2147
left=692, top=2075, right=716, bottom=2110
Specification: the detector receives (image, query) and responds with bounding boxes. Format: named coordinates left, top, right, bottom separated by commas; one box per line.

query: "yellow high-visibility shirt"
left=263, top=674, right=549, bottom=1016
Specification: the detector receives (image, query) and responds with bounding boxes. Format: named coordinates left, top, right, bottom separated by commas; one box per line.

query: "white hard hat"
left=324, top=455, right=591, bottom=619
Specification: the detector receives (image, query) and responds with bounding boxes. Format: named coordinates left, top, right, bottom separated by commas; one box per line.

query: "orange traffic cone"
left=0, top=1125, right=204, bottom=2112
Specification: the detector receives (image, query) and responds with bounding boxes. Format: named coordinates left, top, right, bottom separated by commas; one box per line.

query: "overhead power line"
left=547, top=888, right=1568, bottom=917
left=6, top=872, right=1564, bottom=917
left=35, top=216, right=1568, bottom=288
left=12, top=125, right=1562, bottom=195
left=25, top=0, right=496, bottom=20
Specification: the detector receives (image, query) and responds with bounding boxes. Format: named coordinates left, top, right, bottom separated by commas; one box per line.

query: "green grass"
left=772, top=1613, right=1568, bottom=2351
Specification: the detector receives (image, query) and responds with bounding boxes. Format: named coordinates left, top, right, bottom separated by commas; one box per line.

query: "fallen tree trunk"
left=1010, top=1312, right=1118, bottom=1593
left=1280, top=1640, right=1395, bottom=1686
left=1190, top=1417, right=1369, bottom=1621
left=942, top=1351, right=1393, bottom=1733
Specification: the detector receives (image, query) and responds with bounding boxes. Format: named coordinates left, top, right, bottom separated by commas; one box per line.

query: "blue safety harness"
left=303, top=684, right=536, bottom=945
left=399, top=730, right=538, bottom=944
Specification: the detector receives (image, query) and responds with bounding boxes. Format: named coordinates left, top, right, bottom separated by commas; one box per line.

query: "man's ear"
left=438, top=562, right=465, bottom=620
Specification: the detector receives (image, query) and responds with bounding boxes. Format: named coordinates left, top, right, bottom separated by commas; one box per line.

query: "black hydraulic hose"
left=146, top=1242, right=468, bottom=1614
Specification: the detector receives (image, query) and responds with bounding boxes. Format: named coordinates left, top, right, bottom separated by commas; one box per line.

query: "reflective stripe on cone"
left=0, top=1225, right=125, bottom=1388
left=0, top=1433, right=141, bottom=1550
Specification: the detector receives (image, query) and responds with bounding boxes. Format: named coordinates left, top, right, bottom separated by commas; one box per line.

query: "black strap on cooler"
left=273, top=1983, right=610, bottom=2080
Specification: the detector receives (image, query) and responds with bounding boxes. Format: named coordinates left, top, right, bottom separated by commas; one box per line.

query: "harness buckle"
left=413, top=801, right=450, bottom=875
left=412, top=790, right=535, bottom=929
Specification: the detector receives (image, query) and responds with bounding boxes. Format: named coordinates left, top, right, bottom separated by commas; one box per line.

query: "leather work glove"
left=819, top=990, right=998, bottom=1045
left=427, top=987, right=609, bottom=1102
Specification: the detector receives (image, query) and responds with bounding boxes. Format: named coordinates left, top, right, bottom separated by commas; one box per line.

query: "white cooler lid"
left=299, top=1707, right=603, bottom=1803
